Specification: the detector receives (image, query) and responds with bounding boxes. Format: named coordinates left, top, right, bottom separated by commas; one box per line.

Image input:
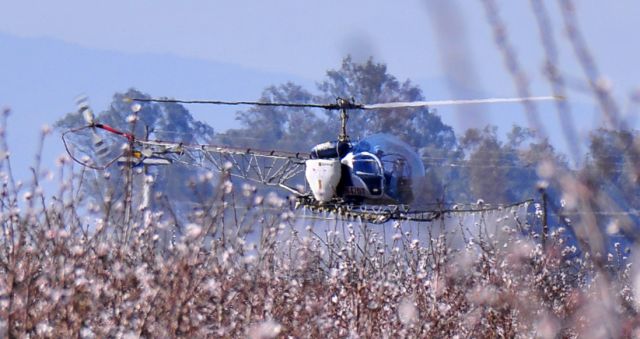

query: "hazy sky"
left=1, top=1, right=639, bottom=176
left=2, top=1, right=637, bottom=85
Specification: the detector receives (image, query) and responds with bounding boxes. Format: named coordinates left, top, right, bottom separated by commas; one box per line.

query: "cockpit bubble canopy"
left=352, top=133, right=425, bottom=204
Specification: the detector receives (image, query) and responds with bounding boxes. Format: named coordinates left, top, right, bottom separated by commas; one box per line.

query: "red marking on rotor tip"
left=97, top=124, right=135, bottom=141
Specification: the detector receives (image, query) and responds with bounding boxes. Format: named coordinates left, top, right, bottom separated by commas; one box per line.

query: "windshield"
left=353, top=154, right=382, bottom=176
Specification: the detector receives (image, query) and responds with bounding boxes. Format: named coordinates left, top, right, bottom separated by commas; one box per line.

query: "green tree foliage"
left=217, top=83, right=325, bottom=151
left=584, top=129, right=640, bottom=192
left=579, top=129, right=640, bottom=238
left=460, top=126, right=514, bottom=202
left=317, top=57, right=458, bottom=155
left=460, top=125, right=567, bottom=203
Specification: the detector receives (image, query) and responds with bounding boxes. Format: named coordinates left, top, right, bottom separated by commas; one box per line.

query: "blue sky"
left=1, top=0, right=639, bottom=178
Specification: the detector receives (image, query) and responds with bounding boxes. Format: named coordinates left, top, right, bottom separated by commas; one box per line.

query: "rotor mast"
left=336, top=98, right=358, bottom=143
left=339, top=108, right=349, bottom=142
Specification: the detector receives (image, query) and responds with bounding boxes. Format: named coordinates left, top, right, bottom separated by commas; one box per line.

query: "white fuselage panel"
left=305, top=159, right=341, bottom=202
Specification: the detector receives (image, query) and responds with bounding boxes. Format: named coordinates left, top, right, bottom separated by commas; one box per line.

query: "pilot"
left=386, top=158, right=409, bottom=201
left=393, top=159, right=406, bottom=177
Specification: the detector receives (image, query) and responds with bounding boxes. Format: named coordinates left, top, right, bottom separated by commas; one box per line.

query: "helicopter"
left=62, top=95, right=558, bottom=223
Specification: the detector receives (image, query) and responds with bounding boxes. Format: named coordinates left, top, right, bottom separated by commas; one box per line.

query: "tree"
left=459, top=125, right=567, bottom=203
left=580, top=129, right=640, bottom=239
left=217, top=83, right=326, bottom=152
left=460, top=126, right=513, bottom=202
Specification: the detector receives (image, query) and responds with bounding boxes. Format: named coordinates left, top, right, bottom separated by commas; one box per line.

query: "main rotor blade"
left=362, top=95, right=562, bottom=110
left=76, top=95, right=95, bottom=125
left=129, top=95, right=562, bottom=111
left=128, top=97, right=333, bottom=109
